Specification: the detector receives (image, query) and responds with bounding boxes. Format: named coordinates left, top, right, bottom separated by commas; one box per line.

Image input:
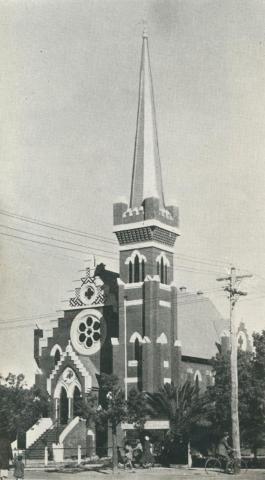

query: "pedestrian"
left=142, top=436, right=155, bottom=468
left=117, top=446, right=124, bottom=467
left=124, top=442, right=134, bottom=471
left=133, top=438, right=143, bottom=466
left=13, top=456, right=24, bottom=480
left=0, top=434, right=13, bottom=480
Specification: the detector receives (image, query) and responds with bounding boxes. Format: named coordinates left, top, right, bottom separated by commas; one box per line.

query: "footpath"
left=22, top=466, right=265, bottom=480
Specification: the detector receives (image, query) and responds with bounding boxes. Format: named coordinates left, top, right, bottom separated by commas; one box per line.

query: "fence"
left=13, top=445, right=112, bottom=467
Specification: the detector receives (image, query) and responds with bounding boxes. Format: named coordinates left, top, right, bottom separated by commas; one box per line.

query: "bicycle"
left=205, top=455, right=248, bottom=474
left=226, top=457, right=248, bottom=474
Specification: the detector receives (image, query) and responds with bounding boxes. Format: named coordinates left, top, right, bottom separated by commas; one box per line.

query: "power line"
left=0, top=286, right=224, bottom=325
left=0, top=230, right=226, bottom=277
left=0, top=224, right=116, bottom=257
left=0, top=291, right=228, bottom=330
left=0, top=231, right=116, bottom=261
left=0, top=209, right=116, bottom=245
left=0, top=208, right=233, bottom=269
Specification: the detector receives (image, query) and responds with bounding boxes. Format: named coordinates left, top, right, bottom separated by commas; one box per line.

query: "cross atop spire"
left=130, top=33, right=165, bottom=209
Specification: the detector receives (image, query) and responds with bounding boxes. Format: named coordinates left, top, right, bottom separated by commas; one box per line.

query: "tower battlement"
left=113, top=197, right=179, bottom=228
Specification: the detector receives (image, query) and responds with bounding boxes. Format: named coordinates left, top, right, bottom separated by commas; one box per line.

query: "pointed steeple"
left=130, top=31, right=165, bottom=209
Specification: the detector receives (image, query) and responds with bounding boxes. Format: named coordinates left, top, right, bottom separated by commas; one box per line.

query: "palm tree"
left=144, top=380, right=210, bottom=461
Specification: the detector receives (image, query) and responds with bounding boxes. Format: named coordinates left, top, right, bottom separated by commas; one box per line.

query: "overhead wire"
left=0, top=230, right=227, bottom=275
left=0, top=209, right=116, bottom=245
left=0, top=290, right=229, bottom=330
left=0, top=208, right=233, bottom=269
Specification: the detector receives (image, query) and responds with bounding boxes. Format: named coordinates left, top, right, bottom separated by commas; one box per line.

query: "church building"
left=25, top=32, right=250, bottom=459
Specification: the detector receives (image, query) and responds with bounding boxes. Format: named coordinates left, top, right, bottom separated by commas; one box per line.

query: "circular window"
left=70, top=309, right=104, bottom=355
left=79, top=283, right=97, bottom=305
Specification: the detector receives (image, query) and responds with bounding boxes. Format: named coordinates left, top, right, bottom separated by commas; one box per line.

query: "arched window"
left=194, top=370, right=202, bottom=383
left=156, top=253, right=170, bottom=285
left=129, top=261, right=133, bottom=283
left=60, top=387, right=68, bottom=425
left=134, top=255, right=140, bottom=283
left=125, top=251, right=147, bottom=283
left=50, top=344, right=63, bottom=364
left=73, top=386, right=82, bottom=417
left=141, top=259, right=145, bottom=282
left=161, top=257, right=164, bottom=284
left=135, top=338, right=140, bottom=362
left=54, top=349, right=61, bottom=365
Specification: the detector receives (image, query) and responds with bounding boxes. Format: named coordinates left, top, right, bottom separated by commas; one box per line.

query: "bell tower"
left=112, top=31, right=181, bottom=394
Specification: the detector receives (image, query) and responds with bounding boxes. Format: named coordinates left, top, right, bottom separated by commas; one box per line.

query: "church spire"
left=130, top=31, right=165, bottom=209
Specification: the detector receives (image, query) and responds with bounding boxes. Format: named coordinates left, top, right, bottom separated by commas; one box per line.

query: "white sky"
left=0, top=0, right=265, bottom=385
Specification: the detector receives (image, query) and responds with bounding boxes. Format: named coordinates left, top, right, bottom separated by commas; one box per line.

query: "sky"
left=0, top=0, right=265, bottom=385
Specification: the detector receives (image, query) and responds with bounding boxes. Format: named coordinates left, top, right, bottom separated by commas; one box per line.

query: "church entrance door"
left=60, top=387, right=68, bottom=425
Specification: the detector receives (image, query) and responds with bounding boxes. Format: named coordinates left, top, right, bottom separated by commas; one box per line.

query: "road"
left=21, top=467, right=265, bottom=480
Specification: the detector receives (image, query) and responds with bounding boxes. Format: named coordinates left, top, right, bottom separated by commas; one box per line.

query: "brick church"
left=26, top=32, right=250, bottom=458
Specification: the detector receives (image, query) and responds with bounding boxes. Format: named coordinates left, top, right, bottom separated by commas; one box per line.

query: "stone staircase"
left=26, top=424, right=66, bottom=460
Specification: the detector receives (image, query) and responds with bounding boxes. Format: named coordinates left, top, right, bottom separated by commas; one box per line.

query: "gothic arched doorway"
left=73, top=386, right=82, bottom=417
left=60, top=387, right=68, bottom=425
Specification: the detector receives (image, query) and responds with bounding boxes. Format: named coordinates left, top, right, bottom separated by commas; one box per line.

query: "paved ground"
left=18, top=467, right=265, bottom=480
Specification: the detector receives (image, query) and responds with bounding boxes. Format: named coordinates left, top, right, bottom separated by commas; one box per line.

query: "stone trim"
left=128, top=360, right=138, bottom=367
left=159, top=283, right=171, bottom=291
left=164, top=378, right=171, bottom=384
left=124, top=282, right=143, bottom=289
left=159, top=300, right=171, bottom=308
left=156, top=333, right=168, bottom=344
left=126, top=299, right=143, bottom=306
left=113, top=219, right=179, bottom=235
left=125, top=377, right=138, bottom=383
left=118, top=241, right=175, bottom=254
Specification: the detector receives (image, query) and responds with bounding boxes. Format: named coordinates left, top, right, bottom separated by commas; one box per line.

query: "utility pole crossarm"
left=216, top=276, right=232, bottom=282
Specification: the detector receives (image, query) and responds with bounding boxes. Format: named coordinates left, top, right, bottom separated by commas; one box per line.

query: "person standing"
left=13, top=456, right=24, bottom=480
left=142, top=436, right=155, bottom=468
left=133, top=439, right=143, bottom=466
left=124, top=443, right=134, bottom=470
left=0, top=435, right=13, bottom=480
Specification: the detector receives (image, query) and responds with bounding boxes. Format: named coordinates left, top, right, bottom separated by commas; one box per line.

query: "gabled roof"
left=130, top=31, right=165, bottom=209
left=177, top=293, right=229, bottom=359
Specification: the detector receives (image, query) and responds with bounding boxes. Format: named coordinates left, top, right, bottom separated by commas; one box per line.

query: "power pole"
left=217, top=267, right=252, bottom=473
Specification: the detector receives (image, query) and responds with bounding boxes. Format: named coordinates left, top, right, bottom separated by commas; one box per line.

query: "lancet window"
left=125, top=251, right=147, bottom=283
left=50, top=344, right=63, bottom=366
left=156, top=253, right=170, bottom=284
left=54, top=349, right=61, bottom=365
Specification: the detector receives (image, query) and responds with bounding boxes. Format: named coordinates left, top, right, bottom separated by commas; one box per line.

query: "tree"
left=0, top=373, right=50, bottom=441
left=145, top=381, right=208, bottom=462
left=203, top=331, right=265, bottom=456
left=81, top=374, right=128, bottom=473
left=247, top=331, right=265, bottom=455
left=79, top=374, right=149, bottom=472
left=126, top=387, right=150, bottom=431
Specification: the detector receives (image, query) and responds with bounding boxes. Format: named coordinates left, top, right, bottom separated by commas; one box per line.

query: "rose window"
left=77, top=316, right=101, bottom=349
left=70, top=309, right=104, bottom=355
